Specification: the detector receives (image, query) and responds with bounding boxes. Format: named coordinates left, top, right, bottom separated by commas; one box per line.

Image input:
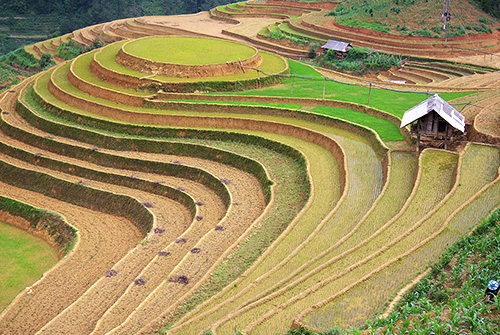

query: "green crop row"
left=13, top=91, right=231, bottom=211
left=24, top=84, right=277, bottom=204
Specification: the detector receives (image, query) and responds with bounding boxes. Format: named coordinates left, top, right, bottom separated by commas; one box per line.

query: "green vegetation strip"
left=0, top=158, right=153, bottom=235
left=23, top=85, right=272, bottom=204
left=71, top=48, right=404, bottom=142
left=160, top=99, right=407, bottom=142
left=73, top=50, right=152, bottom=97
left=41, top=64, right=388, bottom=158
left=223, top=60, right=473, bottom=118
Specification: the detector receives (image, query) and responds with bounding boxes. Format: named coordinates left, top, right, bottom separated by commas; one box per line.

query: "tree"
left=39, top=53, right=55, bottom=70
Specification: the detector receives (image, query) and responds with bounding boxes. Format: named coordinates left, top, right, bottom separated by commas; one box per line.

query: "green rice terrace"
left=0, top=1, right=499, bottom=335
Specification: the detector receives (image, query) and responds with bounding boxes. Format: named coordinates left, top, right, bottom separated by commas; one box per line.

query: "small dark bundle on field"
left=142, top=202, right=154, bottom=208
left=232, top=202, right=240, bottom=206
left=154, top=227, right=165, bottom=234
left=104, top=269, right=118, bottom=277
left=154, top=180, right=165, bottom=184
left=195, top=201, right=203, bottom=206
left=191, top=248, right=201, bottom=253
left=177, top=187, right=185, bottom=191
left=173, top=160, right=182, bottom=164
left=134, top=278, right=146, bottom=286
left=34, top=153, right=43, bottom=157
left=91, top=147, right=99, bottom=152
left=158, top=251, right=171, bottom=256
left=168, top=275, right=189, bottom=284
left=2, top=112, right=9, bottom=115
left=220, top=178, right=231, bottom=185
left=76, top=180, right=87, bottom=185
left=44, top=135, right=53, bottom=139
left=195, top=216, right=203, bottom=221
left=176, top=238, right=188, bottom=244
left=131, top=174, right=138, bottom=179
left=215, top=225, right=225, bottom=231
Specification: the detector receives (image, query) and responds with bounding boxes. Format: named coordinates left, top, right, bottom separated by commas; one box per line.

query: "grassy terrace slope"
left=1, top=11, right=500, bottom=335
left=0, top=221, right=59, bottom=311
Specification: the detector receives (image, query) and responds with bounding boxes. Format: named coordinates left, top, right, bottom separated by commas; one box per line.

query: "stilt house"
left=400, top=94, right=465, bottom=149
left=321, top=40, right=352, bottom=60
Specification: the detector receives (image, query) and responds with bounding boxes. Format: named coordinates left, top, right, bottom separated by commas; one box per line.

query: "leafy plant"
left=39, top=53, right=55, bottom=70
left=308, top=42, right=321, bottom=58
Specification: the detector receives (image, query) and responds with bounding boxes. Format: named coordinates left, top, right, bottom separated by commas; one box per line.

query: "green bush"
left=478, top=17, right=492, bottom=25
left=409, top=27, right=433, bottom=37
left=267, top=30, right=309, bottom=46
left=55, top=40, right=85, bottom=60
left=473, top=24, right=493, bottom=33
left=0, top=47, right=38, bottom=68
left=338, top=18, right=390, bottom=33
left=326, top=3, right=348, bottom=16
left=431, top=26, right=442, bottom=34
left=56, top=39, right=106, bottom=61
left=308, top=42, right=321, bottom=58
left=321, top=46, right=400, bottom=74
left=39, top=53, right=55, bottom=69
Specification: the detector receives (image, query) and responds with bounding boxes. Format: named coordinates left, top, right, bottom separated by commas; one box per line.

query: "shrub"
left=409, top=27, right=433, bottom=37
left=56, top=39, right=85, bottom=60
left=448, top=25, right=466, bottom=37
left=267, top=30, right=309, bottom=46
left=321, top=46, right=401, bottom=74
left=326, top=3, right=348, bottom=16
left=308, top=42, right=321, bottom=58
left=473, top=24, right=493, bottom=33
left=478, top=17, right=492, bottom=25
left=39, top=53, right=55, bottom=70
left=431, top=26, right=442, bottom=34
left=56, top=39, right=106, bottom=60
left=1, top=47, right=38, bottom=68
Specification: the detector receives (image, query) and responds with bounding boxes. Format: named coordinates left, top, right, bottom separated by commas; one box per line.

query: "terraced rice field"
left=1, top=6, right=500, bottom=335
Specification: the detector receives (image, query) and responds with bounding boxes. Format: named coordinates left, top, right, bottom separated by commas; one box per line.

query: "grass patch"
left=311, top=106, right=404, bottom=141
left=123, top=36, right=256, bottom=65
left=224, top=60, right=474, bottom=117
left=0, top=221, right=59, bottom=312
left=337, top=18, right=390, bottom=33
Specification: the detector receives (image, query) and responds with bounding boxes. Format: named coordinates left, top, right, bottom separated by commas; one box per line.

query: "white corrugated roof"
left=400, top=94, right=465, bottom=132
left=321, top=40, right=351, bottom=52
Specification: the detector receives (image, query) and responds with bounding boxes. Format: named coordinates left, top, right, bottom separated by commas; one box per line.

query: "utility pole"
left=442, top=0, right=451, bottom=42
